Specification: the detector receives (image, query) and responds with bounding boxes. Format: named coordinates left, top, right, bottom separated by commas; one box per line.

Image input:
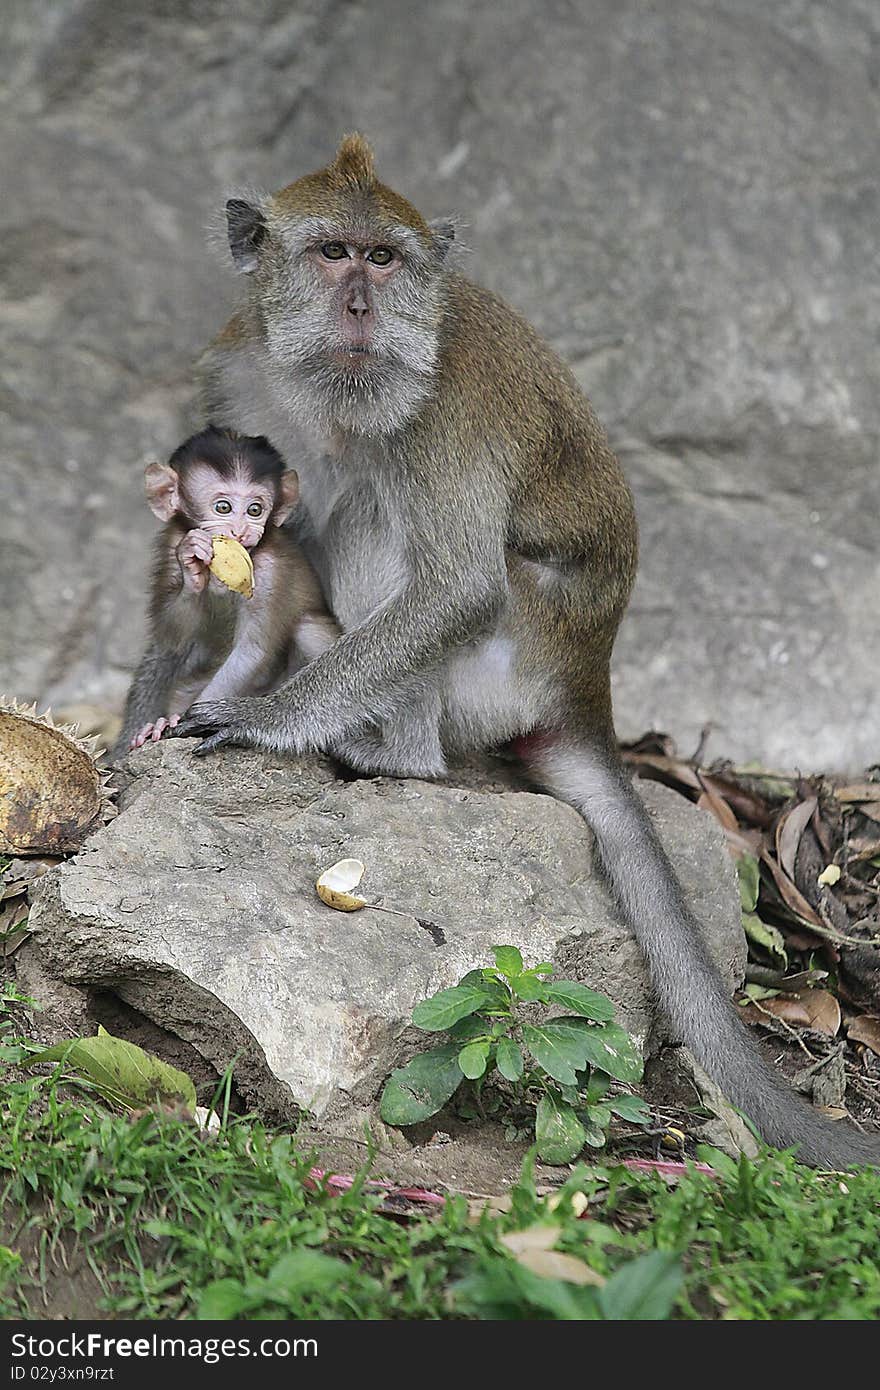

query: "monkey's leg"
left=333, top=680, right=447, bottom=778
left=196, top=636, right=280, bottom=703
left=288, top=604, right=448, bottom=775
left=290, top=611, right=343, bottom=670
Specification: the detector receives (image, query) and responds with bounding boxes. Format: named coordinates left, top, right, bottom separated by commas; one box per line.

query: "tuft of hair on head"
left=270, top=134, right=435, bottom=245
left=168, top=424, right=287, bottom=487
left=330, top=132, right=376, bottom=190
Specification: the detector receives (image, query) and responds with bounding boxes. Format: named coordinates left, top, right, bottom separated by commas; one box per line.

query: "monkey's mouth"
left=330, top=345, right=382, bottom=369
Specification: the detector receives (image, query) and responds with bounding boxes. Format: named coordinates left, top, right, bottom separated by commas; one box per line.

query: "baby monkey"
left=113, top=425, right=337, bottom=758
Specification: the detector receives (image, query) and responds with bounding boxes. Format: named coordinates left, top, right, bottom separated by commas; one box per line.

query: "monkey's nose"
left=347, top=289, right=370, bottom=318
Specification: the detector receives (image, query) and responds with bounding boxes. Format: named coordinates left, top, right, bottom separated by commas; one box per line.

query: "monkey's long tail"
left=525, top=736, right=880, bottom=1169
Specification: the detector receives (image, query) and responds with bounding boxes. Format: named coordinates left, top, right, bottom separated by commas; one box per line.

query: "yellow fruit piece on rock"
left=316, top=859, right=367, bottom=911
left=209, top=535, right=254, bottom=598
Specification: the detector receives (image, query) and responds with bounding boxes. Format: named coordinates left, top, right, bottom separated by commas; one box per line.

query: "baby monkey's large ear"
left=144, top=461, right=180, bottom=521
left=273, top=470, right=300, bottom=526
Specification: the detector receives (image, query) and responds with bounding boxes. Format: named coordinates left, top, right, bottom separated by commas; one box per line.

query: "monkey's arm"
left=174, top=475, right=507, bottom=756
left=112, top=536, right=207, bottom=760
left=112, top=645, right=193, bottom=759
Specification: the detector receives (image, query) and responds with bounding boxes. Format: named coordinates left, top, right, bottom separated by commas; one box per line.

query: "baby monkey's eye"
left=213, top=500, right=232, bottom=514
left=246, top=502, right=264, bottom=518
left=321, top=242, right=348, bottom=260
left=368, top=246, right=394, bottom=266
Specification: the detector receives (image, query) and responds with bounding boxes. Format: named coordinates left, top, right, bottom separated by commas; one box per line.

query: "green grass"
left=0, top=1068, right=474, bottom=1320
left=2, top=1060, right=879, bottom=1320
left=549, top=1153, right=880, bottom=1319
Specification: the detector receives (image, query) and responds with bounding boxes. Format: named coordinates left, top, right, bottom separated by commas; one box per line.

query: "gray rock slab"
left=26, top=742, right=745, bottom=1120
left=3, top=2, right=877, bottom=769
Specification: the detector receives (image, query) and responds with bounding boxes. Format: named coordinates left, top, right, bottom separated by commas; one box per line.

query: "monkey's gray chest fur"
left=298, top=457, right=409, bottom=631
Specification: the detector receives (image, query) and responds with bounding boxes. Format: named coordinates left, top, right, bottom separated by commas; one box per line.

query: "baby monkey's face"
left=182, top=463, right=279, bottom=550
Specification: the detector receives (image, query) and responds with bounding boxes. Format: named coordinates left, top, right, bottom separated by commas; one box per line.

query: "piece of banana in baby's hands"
left=209, top=535, right=254, bottom=598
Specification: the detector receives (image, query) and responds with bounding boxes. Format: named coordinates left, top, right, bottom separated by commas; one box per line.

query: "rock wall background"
left=2, top=0, right=878, bottom=769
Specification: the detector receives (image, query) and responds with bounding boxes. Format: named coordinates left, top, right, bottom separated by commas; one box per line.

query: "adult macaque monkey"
left=177, top=135, right=877, bottom=1167
left=113, top=426, right=337, bottom=759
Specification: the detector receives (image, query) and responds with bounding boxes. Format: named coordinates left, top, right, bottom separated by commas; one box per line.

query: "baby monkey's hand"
left=176, top=528, right=214, bottom=592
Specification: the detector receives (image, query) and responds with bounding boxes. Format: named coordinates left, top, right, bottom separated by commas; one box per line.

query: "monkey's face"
left=179, top=464, right=291, bottom=549
left=225, top=136, right=455, bottom=435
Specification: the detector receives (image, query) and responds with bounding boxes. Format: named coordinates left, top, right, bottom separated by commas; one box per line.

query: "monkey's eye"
left=213, top=500, right=232, bottom=515
left=321, top=242, right=348, bottom=260
left=246, top=502, right=264, bottom=518
left=368, top=246, right=394, bottom=266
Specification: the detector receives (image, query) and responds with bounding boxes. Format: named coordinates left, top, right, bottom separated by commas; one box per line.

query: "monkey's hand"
left=176, top=528, right=214, bottom=593
left=171, top=696, right=273, bottom=756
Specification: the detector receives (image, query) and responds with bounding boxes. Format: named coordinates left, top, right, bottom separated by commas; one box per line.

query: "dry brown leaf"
left=2, top=932, right=31, bottom=959
left=0, top=897, right=30, bottom=956
left=697, top=786, right=739, bottom=833
left=835, top=784, right=880, bottom=803
left=621, top=732, right=677, bottom=758
left=742, top=989, right=841, bottom=1036
left=700, top=775, right=773, bottom=828
left=467, top=1194, right=513, bottom=1224
left=628, top=754, right=703, bottom=793
left=513, top=1250, right=604, bottom=1285
left=847, top=1015, right=880, bottom=1056
left=785, top=927, right=829, bottom=952
left=810, top=798, right=836, bottom=860
left=761, top=851, right=824, bottom=928
left=722, top=824, right=764, bottom=859
left=1, top=856, right=61, bottom=891
left=846, top=838, right=880, bottom=863
left=776, top=797, right=818, bottom=881
left=500, top=1227, right=604, bottom=1286
left=0, top=899, right=28, bottom=935
left=500, top=1225, right=560, bottom=1256
left=792, top=990, right=841, bottom=1035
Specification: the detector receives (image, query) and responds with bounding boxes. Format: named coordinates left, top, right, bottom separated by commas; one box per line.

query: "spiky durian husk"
left=0, top=699, right=116, bottom=855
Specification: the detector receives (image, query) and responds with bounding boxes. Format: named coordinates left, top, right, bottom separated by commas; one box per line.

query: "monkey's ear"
left=428, top=218, right=455, bottom=262
left=144, top=461, right=180, bottom=522
left=226, top=198, right=267, bottom=274
left=273, top=470, right=300, bottom=526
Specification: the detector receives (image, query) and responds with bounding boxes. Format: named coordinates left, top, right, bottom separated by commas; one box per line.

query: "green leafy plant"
left=380, top=947, right=649, bottom=1163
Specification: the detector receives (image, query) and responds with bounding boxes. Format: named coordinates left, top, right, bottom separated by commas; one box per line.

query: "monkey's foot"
left=130, top=715, right=180, bottom=749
